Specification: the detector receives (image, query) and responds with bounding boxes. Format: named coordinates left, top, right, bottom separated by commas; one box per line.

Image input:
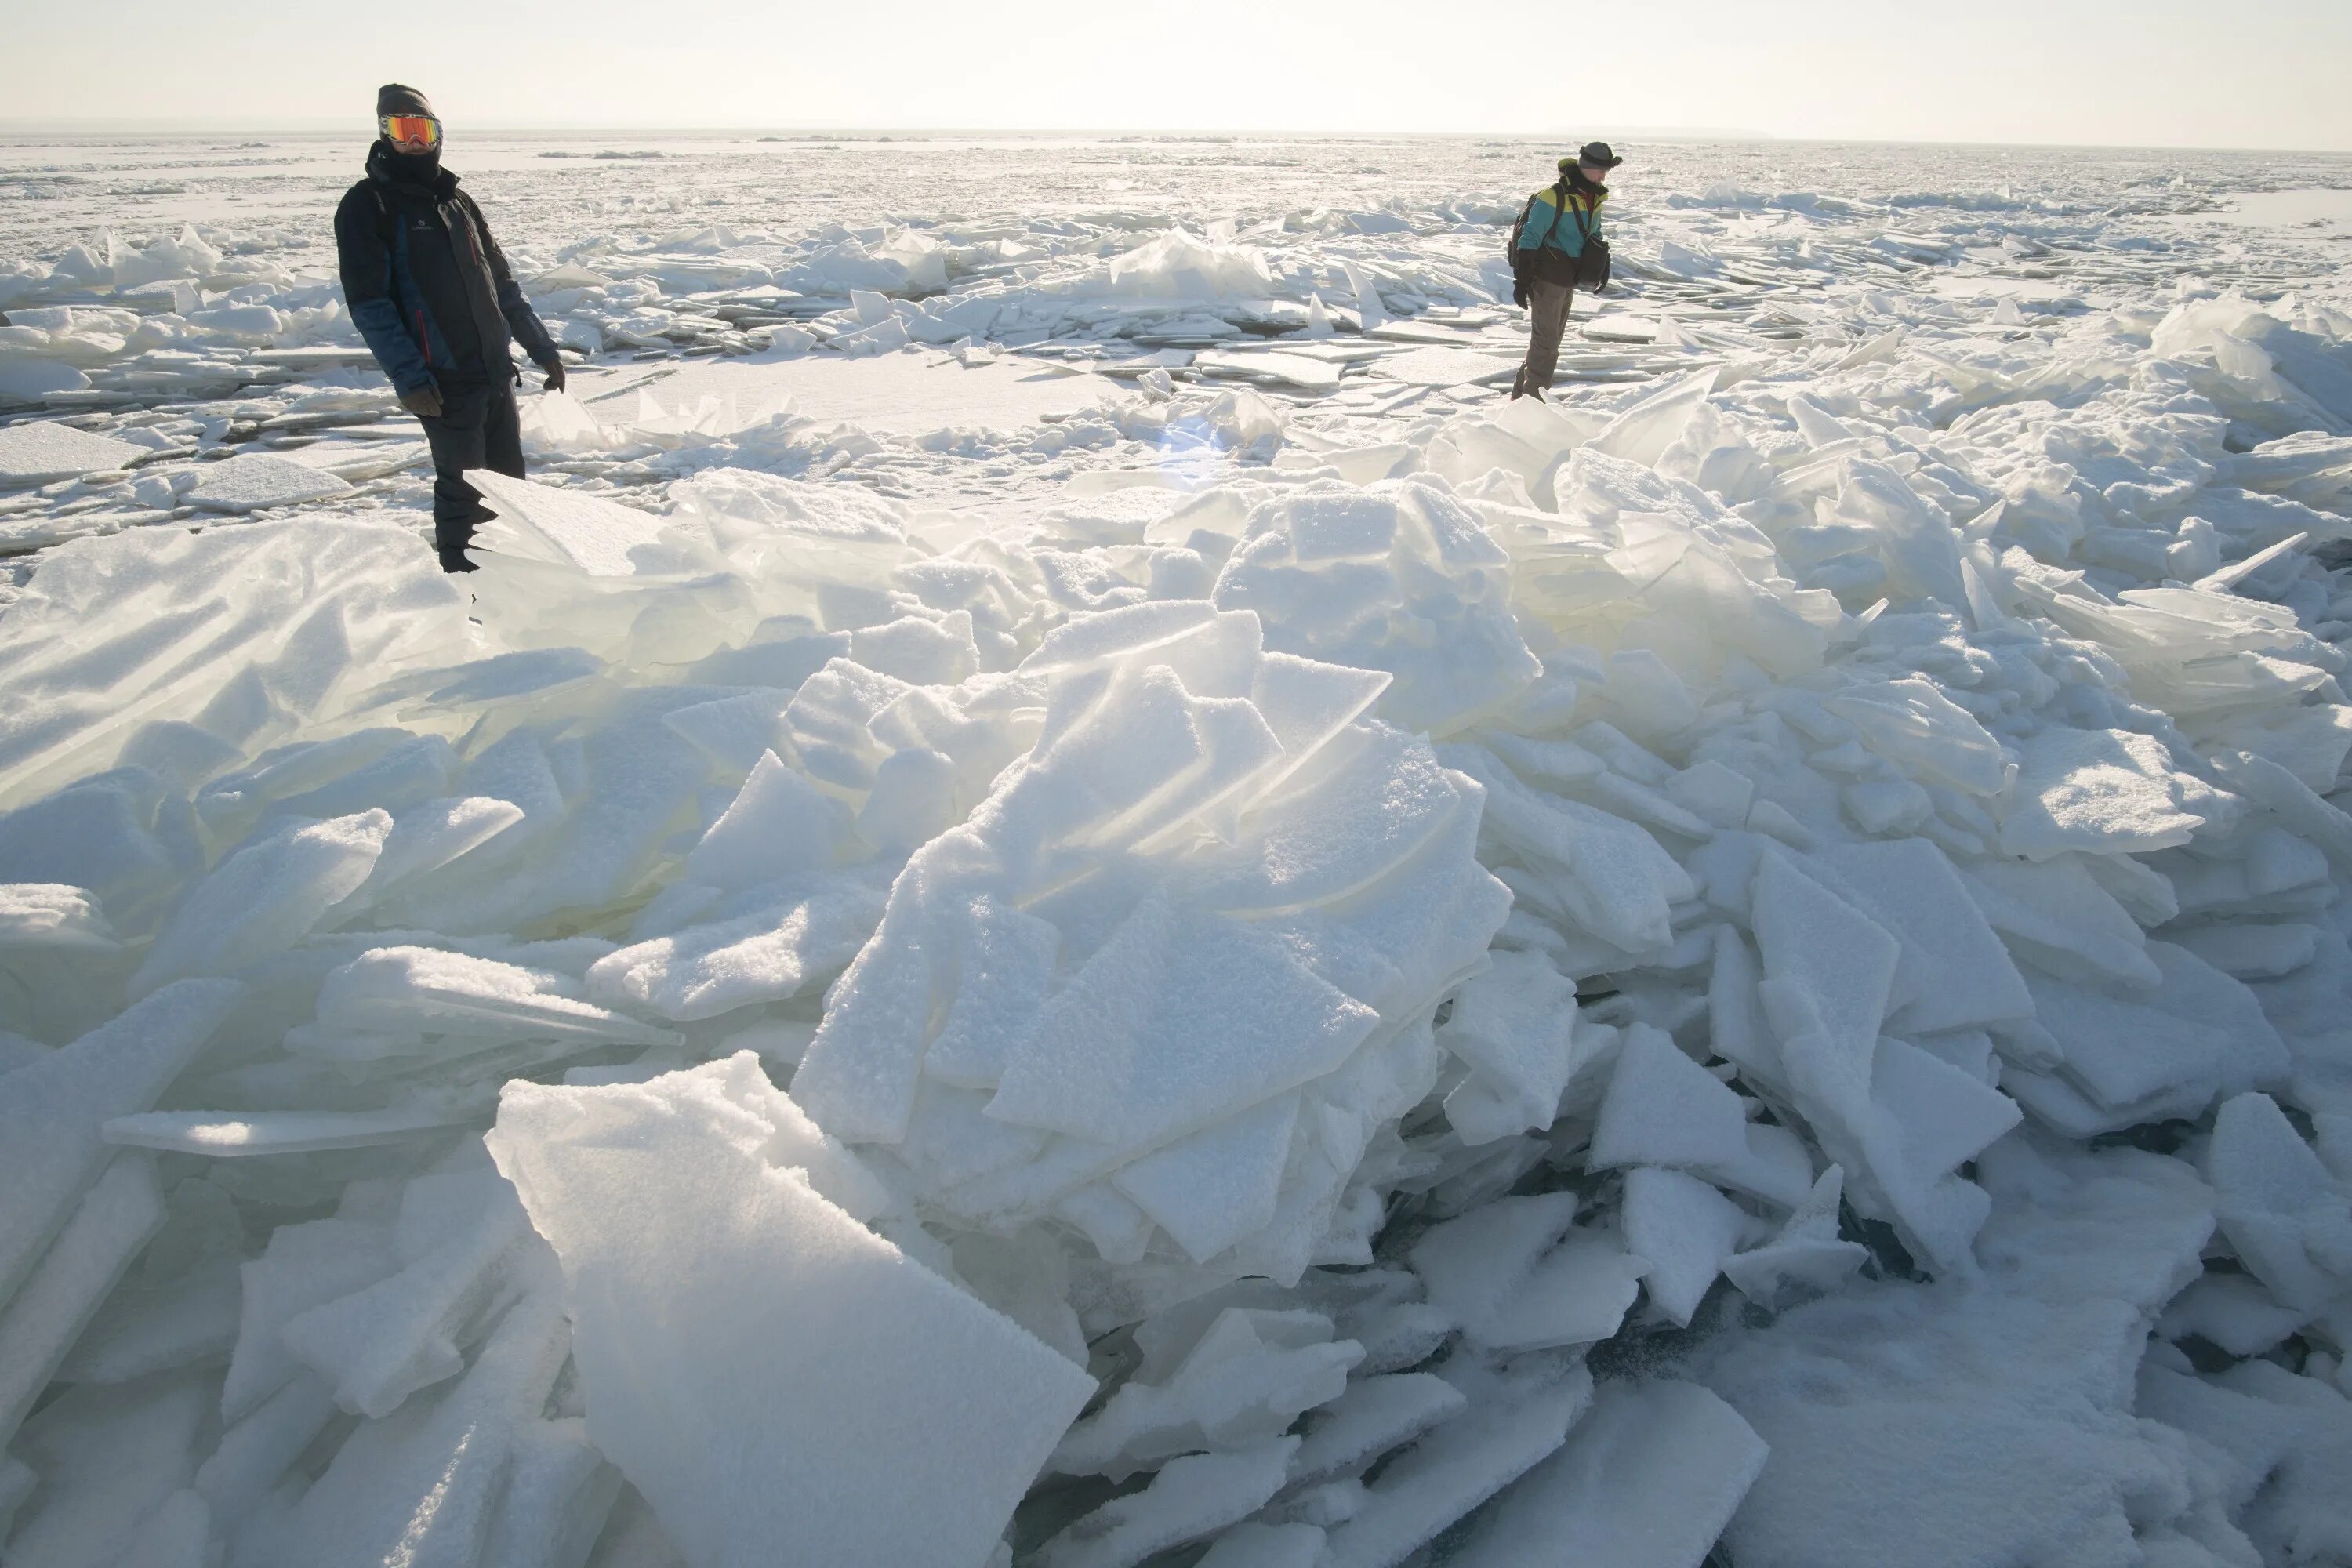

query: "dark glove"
left=399, top=383, right=443, bottom=419
left=536, top=355, right=567, bottom=394
left=1512, top=279, right=1530, bottom=309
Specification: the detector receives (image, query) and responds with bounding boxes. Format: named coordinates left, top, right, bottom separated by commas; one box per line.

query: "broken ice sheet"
left=486, top=1056, right=1095, bottom=1568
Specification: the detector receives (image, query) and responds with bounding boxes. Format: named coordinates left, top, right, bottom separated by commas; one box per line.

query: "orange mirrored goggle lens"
left=380, top=114, right=441, bottom=150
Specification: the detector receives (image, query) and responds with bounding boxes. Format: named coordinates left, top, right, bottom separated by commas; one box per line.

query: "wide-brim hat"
left=1577, top=140, right=1624, bottom=169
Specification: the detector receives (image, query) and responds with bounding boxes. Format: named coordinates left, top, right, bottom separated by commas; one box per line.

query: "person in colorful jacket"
left=1508, top=140, right=1622, bottom=401
left=334, top=85, right=566, bottom=572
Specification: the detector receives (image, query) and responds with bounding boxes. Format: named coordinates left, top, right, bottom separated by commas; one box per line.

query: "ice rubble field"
left=5, top=133, right=2352, bottom=1568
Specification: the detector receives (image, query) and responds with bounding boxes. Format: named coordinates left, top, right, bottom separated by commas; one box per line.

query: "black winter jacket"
left=334, top=142, right=559, bottom=394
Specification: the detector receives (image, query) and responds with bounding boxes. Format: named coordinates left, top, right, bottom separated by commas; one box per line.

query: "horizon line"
left=2, top=122, right=2350, bottom=158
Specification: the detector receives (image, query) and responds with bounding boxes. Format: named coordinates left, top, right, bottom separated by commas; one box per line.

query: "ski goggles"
left=379, top=114, right=441, bottom=153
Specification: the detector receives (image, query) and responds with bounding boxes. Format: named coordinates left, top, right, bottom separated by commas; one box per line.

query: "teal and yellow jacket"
left=1515, top=182, right=1607, bottom=260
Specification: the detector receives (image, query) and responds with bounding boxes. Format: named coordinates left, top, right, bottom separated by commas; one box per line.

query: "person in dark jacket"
left=336, top=85, right=566, bottom=572
left=1508, top=141, right=1622, bottom=401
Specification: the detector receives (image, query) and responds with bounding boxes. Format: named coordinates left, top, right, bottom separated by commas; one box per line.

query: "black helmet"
left=1563, top=140, right=1624, bottom=172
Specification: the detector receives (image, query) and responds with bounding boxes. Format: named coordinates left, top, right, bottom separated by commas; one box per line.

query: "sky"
left=10, top=0, right=2351, bottom=151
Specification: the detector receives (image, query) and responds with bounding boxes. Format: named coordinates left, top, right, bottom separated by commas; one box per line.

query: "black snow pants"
left=416, top=379, right=523, bottom=572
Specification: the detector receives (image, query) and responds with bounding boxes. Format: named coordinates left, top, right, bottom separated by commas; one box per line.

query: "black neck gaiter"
left=379, top=140, right=442, bottom=187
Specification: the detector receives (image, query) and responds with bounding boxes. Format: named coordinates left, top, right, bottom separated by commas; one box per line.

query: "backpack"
left=1508, top=180, right=1612, bottom=292
left=1506, top=180, right=1566, bottom=265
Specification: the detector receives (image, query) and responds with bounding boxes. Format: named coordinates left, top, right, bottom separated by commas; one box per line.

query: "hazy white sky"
left=13, top=0, right=2350, bottom=151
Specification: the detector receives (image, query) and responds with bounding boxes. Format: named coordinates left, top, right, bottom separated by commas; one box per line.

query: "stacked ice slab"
left=2, top=276, right=2352, bottom=1568
left=792, top=595, right=1511, bottom=1300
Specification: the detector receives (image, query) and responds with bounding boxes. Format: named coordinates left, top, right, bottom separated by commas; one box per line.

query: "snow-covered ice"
left=4, top=128, right=2352, bottom=1568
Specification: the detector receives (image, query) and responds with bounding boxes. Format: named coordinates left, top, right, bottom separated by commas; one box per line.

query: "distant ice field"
left=2, top=131, right=2347, bottom=578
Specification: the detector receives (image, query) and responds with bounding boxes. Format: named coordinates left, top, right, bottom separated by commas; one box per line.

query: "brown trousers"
left=1512, top=278, right=1575, bottom=397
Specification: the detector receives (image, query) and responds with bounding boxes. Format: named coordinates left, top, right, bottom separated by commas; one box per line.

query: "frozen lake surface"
left=2197, top=186, right=2352, bottom=230
left=4, top=132, right=2352, bottom=1568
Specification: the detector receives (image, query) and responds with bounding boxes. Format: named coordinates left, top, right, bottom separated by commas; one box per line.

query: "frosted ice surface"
left=917, top=894, right=1062, bottom=1089
left=2146, top=939, right=2292, bottom=1098
left=1112, top=1094, right=1305, bottom=1263
left=1813, top=838, right=2031, bottom=1034
left=0, top=361, right=89, bottom=405
left=184, top=452, right=354, bottom=512
left=0, top=1156, right=164, bottom=1447
left=1444, top=744, right=1693, bottom=954
left=1341, top=260, right=1388, bottom=331
left=103, top=1487, right=212, bottom=1568
left=2013, top=970, right=2229, bottom=1130
left=1040, top=1439, right=1298, bottom=1568
left=1436, top=949, right=1579, bottom=1146
left=0, top=979, right=239, bottom=1309
left=852, top=611, right=981, bottom=685
left=2205, top=1092, right=2352, bottom=1313
left=1588, top=368, right=1719, bottom=470
left=989, top=899, right=1374, bottom=1146
left=1868, top=1038, right=2020, bottom=1192
left=1621, top=1167, right=1748, bottom=1327
left=339, top=794, right=525, bottom=910
left=131, top=811, right=390, bottom=995
left=1475, top=1231, right=1651, bottom=1352
left=1214, top=481, right=1539, bottom=734
left=1319, top=1370, right=1591, bottom=1568
left=585, top=872, right=888, bottom=1021
left=1051, top=1306, right=1356, bottom=1478
left=266, top=1288, right=597, bottom=1568
left=1288, top=1373, right=1468, bottom=1486
left=467, top=468, right=671, bottom=575
left=223, top=1216, right=399, bottom=1421
left=2157, top=1270, right=2311, bottom=1358
left=685, top=750, right=846, bottom=887
left=1960, top=854, right=2161, bottom=989
left=1409, top=1192, right=1581, bottom=1338
left=2213, top=746, right=2352, bottom=873
left=1196, top=1522, right=1326, bottom=1568
left=198, top=731, right=428, bottom=833
left=56, top=1248, right=240, bottom=1386
left=1180, top=726, right=1467, bottom=914
left=1708, top=1140, right=2219, bottom=1568
left=1453, top=1380, right=1766, bottom=1568
left=487, top=1060, right=1094, bottom=1568
left=1751, top=851, right=1899, bottom=1063
left=0, top=422, right=145, bottom=486
left=1588, top=1022, right=1751, bottom=1174
left=1703, top=1121, right=1817, bottom=1210
left=4, top=1370, right=209, bottom=1568
left=1408, top=1192, right=1647, bottom=1352
left=2000, top=726, right=2212, bottom=858
left=277, top=1167, right=541, bottom=1418
left=1369, top=347, right=1523, bottom=387
left=659, top=690, right=797, bottom=776
left=1722, top=1167, right=1868, bottom=1311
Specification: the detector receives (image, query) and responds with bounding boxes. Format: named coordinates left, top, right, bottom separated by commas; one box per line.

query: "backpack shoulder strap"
left=1541, top=179, right=1573, bottom=246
